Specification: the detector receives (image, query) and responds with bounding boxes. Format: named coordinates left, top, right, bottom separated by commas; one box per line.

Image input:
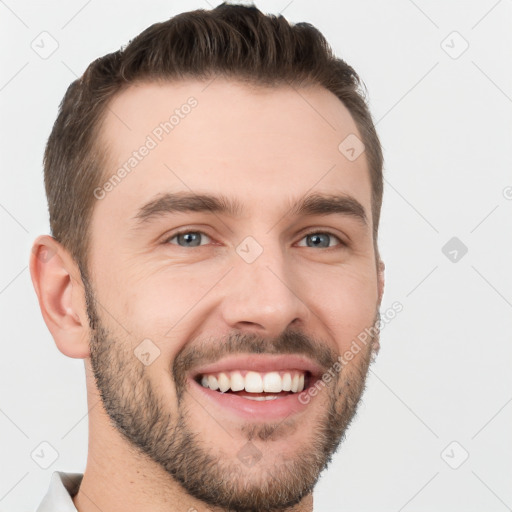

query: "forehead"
left=93, top=79, right=371, bottom=229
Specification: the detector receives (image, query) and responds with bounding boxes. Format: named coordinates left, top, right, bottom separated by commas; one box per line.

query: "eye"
left=163, top=230, right=345, bottom=249
left=165, top=230, right=212, bottom=247
left=296, top=231, right=345, bottom=249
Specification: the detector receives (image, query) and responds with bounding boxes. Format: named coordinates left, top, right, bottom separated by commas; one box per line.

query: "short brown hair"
left=44, top=2, right=383, bottom=277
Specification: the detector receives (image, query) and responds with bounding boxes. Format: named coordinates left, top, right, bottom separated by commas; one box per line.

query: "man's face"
left=84, top=79, right=382, bottom=511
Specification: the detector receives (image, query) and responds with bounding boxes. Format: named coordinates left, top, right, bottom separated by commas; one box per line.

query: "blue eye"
left=165, top=230, right=344, bottom=249
left=166, top=231, right=212, bottom=247
left=297, top=232, right=343, bottom=248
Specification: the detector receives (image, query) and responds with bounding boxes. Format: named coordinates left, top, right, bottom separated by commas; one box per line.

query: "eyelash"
left=164, top=229, right=346, bottom=249
left=298, top=230, right=346, bottom=248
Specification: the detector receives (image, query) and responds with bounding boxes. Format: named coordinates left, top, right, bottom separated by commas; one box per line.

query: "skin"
left=30, top=79, right=385, bottom=512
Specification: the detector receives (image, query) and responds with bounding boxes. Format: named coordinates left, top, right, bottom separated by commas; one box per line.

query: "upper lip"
left=190, top=354, right=325, bottom=379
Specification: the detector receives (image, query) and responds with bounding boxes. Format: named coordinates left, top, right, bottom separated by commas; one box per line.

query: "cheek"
left=105, top=253, right=378, bottom=358
left=302, top=265, right=378, bottom=349
left=115, top=264, right=221, bottom=345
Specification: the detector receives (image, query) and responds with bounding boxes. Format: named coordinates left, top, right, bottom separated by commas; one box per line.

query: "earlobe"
left=29, top=235, right=90, bottom=359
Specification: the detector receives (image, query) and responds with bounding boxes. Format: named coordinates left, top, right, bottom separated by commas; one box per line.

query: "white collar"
left=36, top=471, right=83, bottom=512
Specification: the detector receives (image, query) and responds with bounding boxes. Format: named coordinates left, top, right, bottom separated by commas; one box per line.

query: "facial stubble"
left=82, top=272, right=379, bottom=512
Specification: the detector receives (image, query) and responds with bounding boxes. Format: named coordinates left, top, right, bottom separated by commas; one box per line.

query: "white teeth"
left=263, top=372, right=282, bottom=392
left=245, top=371, right=264, bottom=393
left=298, top=374, right=305, bottom=392
left=198, top=369, right=308, bottom=394
left=207, top=375, right=219, bottom=391
left=282, top=373, right=292, bottom=391
left=218, top=372, right=230, bottom=393
left=291, top=374, right=299, bottom=393
left=230, top=371, right=245, bottom=392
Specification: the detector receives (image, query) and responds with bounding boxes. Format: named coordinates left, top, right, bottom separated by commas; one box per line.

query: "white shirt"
left=36, top=471, right=83, bottom=512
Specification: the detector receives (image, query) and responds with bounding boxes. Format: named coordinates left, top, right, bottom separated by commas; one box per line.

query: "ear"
left=29, top=235, right=90, bottom=358
left=377, top=259, right=385, bottom=306
left=370, top=258, right=386, bottom=360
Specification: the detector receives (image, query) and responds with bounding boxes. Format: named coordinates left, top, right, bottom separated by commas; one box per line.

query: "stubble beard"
left=83, top=272, right=378, bottom=512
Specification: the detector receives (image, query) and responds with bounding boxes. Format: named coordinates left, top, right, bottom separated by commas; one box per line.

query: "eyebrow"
left=131, top=191, right=368, bottom=227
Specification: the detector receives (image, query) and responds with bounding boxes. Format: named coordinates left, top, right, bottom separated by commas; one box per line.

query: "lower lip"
left=188, top=378, right=312, bottom=421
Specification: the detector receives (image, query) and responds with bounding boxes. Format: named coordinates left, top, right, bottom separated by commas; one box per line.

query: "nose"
left=219, top=244, right=311, bottom=337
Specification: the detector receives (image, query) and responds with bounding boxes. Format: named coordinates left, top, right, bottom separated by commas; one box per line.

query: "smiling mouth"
left=194, top=370, right=312, bottom=401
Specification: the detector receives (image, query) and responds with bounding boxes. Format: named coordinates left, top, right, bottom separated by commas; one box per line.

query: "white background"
left=1, top=1, right=511, bottom=511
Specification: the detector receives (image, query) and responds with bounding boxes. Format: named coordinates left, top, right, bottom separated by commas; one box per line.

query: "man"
left=30, top=2, right=385, bottom=511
